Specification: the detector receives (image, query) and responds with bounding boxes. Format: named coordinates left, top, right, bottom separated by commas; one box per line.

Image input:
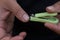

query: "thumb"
left=46, top=1, right=60, bottom=13
left=6, top=0, right=29, bottom=22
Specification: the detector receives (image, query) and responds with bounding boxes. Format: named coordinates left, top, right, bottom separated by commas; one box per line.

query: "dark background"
left=12, top=0, right=60, bottom=40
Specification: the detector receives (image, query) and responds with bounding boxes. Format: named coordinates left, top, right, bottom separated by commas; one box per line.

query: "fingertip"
left=19, top=32, right=27, bottom=35
left=44, top=22, right=55, bottom=28
left=19, top=32, right=27, bottom=38
left=45, top=23, right=51, bottom=27
left=46, top=6, right=56, bottom=13
left=11, top=32, right=27, bottom=40
left=44, top=22, right=57, bottom=30
left=22, top=14, right=29, bottom=22
left=16, top=12, right=29, bottom=22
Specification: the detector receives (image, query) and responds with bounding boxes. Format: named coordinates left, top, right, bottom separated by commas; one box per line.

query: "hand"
left=0, top=0, right=29, bottom=40
left=0, top=31, right=26, bottom=40
left=45, top=1, right=60, bottom=34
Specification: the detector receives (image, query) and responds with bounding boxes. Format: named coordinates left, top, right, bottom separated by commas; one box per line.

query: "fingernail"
left=47, top=6, right=54, bottom=9
left=45, top=23, right=51, bottom=26
left=45, top=23, right=48, bottom=26
left=23, top=14, right=29, bottom=21
left=47, top=6, right=55, bottom=11
left=19, top=32, right=26, bottom=36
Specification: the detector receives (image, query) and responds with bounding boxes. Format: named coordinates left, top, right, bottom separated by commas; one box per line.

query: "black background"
left=12, top=0, right=60, bottom=40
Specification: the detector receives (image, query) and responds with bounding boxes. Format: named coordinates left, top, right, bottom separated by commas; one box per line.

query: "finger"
left=19, top=32, right=27, bottom=38
left=11, top=32, right=26, bottom=40
left=6, top=0, right=29, bottom=22
left=44, top=23, right=58, bottom=31
left=45, top=23, right=60, bottom=34
left=58, top=23, right=60, bottom=27
left=11, top=36, right=23, bottom=40
left=46, top=1, right=60, bottom=13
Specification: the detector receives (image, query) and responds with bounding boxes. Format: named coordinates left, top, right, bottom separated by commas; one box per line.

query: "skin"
left=0, top=0, right=29, bottom=40
left=45, top=1, right=60, bottom=34
left=0, top=0, right=60, bottom=40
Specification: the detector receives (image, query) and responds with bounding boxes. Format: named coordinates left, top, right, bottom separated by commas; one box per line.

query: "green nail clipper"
left=30, top=12, right=59, bottom=24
